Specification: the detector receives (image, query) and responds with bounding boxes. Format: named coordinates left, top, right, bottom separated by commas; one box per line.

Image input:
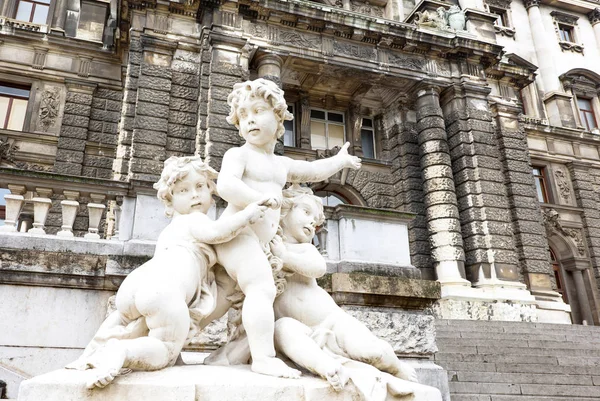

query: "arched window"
left=315, top=191, right=348, bottom=207
left=550, top=248, right=568, bottom=304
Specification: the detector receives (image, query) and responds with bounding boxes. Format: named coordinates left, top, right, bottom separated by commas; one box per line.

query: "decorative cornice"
left=550, top=10, right=579, bottom=25
left=485, top=0, right=512, bottom=10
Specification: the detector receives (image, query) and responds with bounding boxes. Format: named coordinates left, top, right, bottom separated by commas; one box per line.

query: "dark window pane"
left=362, top=118, right=373, bottom=128
left=328, top=112, right=344, bottom=123
left=311, top=109, right=325, bottom=120
left=32, top=4, right=49, bottom=24
left=283, top=120, right=294, bottom=147
left=361, top=129, right=375, bottom=158
left=77, top=1, right=107, bottom=42
left=0, top=85, right=30, bottom=98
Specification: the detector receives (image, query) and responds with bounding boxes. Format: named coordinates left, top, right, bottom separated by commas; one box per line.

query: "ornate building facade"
left=3, top=0, right=600, bottom=397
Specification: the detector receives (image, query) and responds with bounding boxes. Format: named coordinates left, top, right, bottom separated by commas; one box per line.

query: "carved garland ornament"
left=543, top=209, right=587, bottom=256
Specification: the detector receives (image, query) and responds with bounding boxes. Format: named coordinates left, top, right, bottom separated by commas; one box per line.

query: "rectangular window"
left=361, top=117, right=376, bottom=158
left=0, top=84, right=30, bottom=132
left=558, top=25, right=574, bottom=42
left=15, top=0, right=50, bottom=24
left=283, top=105, right=295, bottom=147
left=310, top=109, right=345, bottom=150
left=533, top=167, right=549, bottom=203
left=490, top=7, right=509, bottom=27
left=73, top=0, right=107, bottom=42
left=577, top=98, right=597, bottom=131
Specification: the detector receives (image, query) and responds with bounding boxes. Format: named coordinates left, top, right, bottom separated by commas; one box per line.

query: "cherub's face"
left=282, top=197, right=322, bottom=244
left=237, top=96, right=279, bottom=147
left=170, top=169, right=213, bottom=216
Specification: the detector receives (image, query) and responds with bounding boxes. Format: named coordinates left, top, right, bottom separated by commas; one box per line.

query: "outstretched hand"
left=269, top=235, right=287, bottom=258
left=338, top=142, right=362, bottom=170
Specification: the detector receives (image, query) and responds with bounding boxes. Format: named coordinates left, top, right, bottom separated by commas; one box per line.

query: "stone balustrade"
left=0, top=167, right=129, bottom=239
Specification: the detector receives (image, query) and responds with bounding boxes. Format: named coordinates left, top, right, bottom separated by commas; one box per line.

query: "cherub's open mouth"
left=303, top=227, right=314, bottom=236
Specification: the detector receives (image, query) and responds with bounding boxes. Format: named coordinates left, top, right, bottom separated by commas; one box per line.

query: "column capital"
left=589, top=8, right=600, bottom=26
left=523, top=0, right=540, bottom=10
left=255, top=52, right=284, bottom=87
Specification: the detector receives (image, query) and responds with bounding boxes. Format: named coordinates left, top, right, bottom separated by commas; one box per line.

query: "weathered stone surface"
left=170, top=98, right=197, bottom=113
left=62, top=115, right=89, bottom=128
left=136, top=102, right=170, bottom=118
left=138, top=75, right=172, bottom=91
left=132, top=129, right=167, bottom=146
left=166, top=137, right=195, bottom=153
left=140, top=63, right=173, bottom=79
left=342, top=306, right=437, bottom=355
left=168, top=111, right=196, bottom=126
left=66, top=92, right=93, bottom=105
left=60, top=126, right=88, bottom=140
left=168, top=124, right=196, bottom=139
left=56, top=149, right=84, bottom=164
left=57, top=137, right=86, bottom=152
left=172, top=72, right=199, bottom=87
left=95, top=88, right=122, bottom=101
left=135, top=115, right=168, bottom=132
left=433, top=299, right=536, bottom=321
left=171, top=85, right=199, bottom=100
left=131, top=143, right=167, bottom=160
left=90, top=109, right=121, bottom=124
left=137, top=88, right=170, bottom=105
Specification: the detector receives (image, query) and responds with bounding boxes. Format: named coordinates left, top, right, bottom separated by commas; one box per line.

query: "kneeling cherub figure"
left=272, top=185, right=419, bottom=397
left=67, top=155, right=267, bottom=389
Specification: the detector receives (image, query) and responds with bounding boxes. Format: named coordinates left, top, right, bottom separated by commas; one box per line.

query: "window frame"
left=551, top=11, right=584, bottom=54
left=533, top=166, right=550, bottom=204
left=309, top=108, right=346, bottom=151
left=15, top=0, right=51, bottom=24
left=577, top=97, right=598, bottom=131
left=360, top=117, right=376, bottom=159
left=0, top=83, right=31, bottom=132
left=484, top=0, right=516, bottom=38
left=550, top=248, right=568, bottom=304
left=75, top=0, right=109, bottom=42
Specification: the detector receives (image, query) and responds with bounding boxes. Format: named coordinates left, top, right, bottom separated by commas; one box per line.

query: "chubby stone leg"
left=216, top=235, right=301, bottom=379
left=86, top=293, right=190, bottom=389
left=275, top=318, right=348, bottom=391
left=330, top=312, right=418, bottom=383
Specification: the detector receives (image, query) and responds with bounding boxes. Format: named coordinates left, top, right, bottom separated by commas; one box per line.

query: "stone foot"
left=251, top=357, right=301, bottom=379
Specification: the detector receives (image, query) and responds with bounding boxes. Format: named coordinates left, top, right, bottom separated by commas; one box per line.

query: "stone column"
left=588, top=9, right=600, bottom=50
left=568, top=161, right=600, bottom=322
left=50, top=0, right=67, bottom=33
left=127, top=34, right=177, bottom=183
left=256, top=53, right=283, bottom=87
left=523, top=0, right=560, bottom=93
left=54, top=80, right=95, bottom=176
left=562, top=258, right=596, bottom=325
left=416, top=86, right=471, bottom=294
left=441, top=83, right=523, bottom=291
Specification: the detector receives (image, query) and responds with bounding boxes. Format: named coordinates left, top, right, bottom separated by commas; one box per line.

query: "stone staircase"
left=435, top=319, right=600, bottom=401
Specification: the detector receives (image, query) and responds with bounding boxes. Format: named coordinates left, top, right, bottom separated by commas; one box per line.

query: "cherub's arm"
left=283, top=142, right=361, bottom=184
left=271, top=237, right=326, bottom=278
left=189, top=203, right=266, bottom=244
left=217, top=147, right=263, bottom=208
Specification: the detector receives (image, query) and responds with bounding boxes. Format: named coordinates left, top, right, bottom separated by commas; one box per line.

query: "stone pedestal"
left=18, top=364, right=443, bottom=401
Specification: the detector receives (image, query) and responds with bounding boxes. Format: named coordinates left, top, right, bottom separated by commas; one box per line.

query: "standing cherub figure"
left=67, top=155, right=267, bottom=389
left=214, top=78, right=361, bottom=378
left=272, top=186, right=419, bottom=398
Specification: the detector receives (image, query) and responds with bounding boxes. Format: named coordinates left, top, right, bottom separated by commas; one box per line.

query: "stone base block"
left=432, top=298, right=537, bottom=322
left=18, top=365, right=443, bottom=401
left=535, top=300, right=572, bottom=324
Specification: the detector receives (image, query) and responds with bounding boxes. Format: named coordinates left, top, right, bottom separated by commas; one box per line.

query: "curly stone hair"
left=153, top=155, right=218, bottom=218
left=226, top=78, right=293, bottom=139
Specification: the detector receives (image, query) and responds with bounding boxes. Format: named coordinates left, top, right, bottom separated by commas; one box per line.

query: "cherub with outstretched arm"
left=271, top=186, right=419, bottom=394
left=67, top=156, right=267, bottom=389
left=213, top=78, right=361, bottom=378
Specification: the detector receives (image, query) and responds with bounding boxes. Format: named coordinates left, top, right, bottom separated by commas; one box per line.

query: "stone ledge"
left=18, top=364, right=442, bottom=401
left=320, top=272, right=441, bottom=309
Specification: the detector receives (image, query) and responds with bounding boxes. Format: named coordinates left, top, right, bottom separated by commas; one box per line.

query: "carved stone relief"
left=553, top=169, right=571, bottom=203
left=279, top=30, right=321, bottom=50
left=388, top=53, right=425, bottom=71
left=350, top=0, right=384, bottom=17
left=333, top=40, right=377, bottom=59
left=38, top=88, right=61, bottom=132
left=565, top=228, right=586, bottom=256
left=543, top=209, right=587, bottom=256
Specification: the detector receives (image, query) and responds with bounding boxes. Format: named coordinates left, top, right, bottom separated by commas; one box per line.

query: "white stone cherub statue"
left=66, top=155, right=268, bottom=389
left=213, top=78, right=362, bottom=378
left=204, top=186, right=420, bottom=399
left=271, top=185, right=419, bottom=399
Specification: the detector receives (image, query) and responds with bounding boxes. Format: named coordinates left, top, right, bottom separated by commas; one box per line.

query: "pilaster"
left=53, top=80, right=96, bottom=176
left=204, top=33, right=249, bottom=171
left=127, top=34, right=177, bottom=183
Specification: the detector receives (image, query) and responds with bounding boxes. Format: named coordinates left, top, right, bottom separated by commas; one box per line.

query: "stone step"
left=439, top=361, right=600, bottom=376
left=436, top=324, right=600, bottom=337
left=435, top=352, right=560, bottom=365
left=473, top=346, right=600, bottom=357
left=450, top=371, right=595, bottom=386
left=449, top=382, right=600, bottom=398
left=436, top=330, right=600, bottom=344
left=452, top=396, right=600, bottom=401
left=437, top=319, right=600, bottom=332
left=437, top=337, right=600, bottom=350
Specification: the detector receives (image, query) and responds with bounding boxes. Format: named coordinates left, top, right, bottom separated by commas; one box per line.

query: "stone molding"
left=522, top=0, right=539, bottom=10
